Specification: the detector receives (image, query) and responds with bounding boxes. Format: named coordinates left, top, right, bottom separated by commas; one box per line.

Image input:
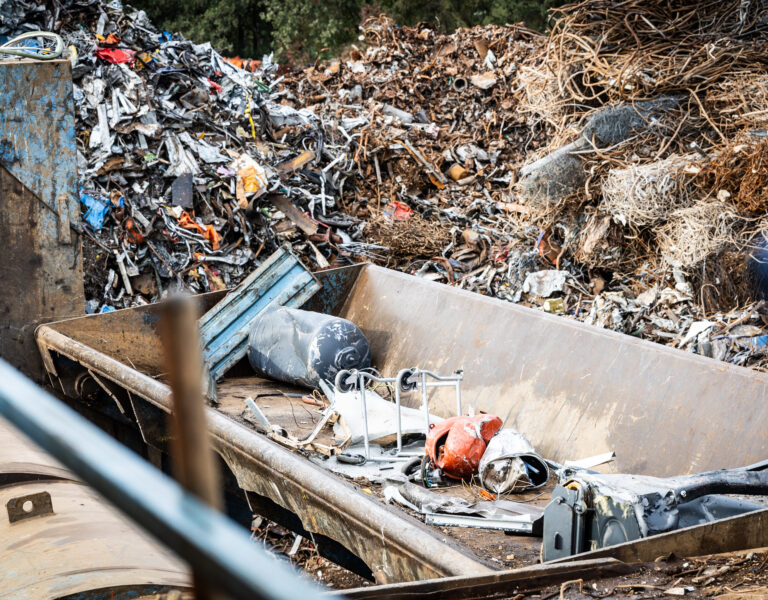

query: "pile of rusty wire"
left=547, top=0, right=768, bottom=104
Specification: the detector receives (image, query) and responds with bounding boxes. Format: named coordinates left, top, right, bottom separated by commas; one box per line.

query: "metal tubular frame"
left=334, top=367, right=464, bottom=461
left=335, top=369, right=401, bottom=461
left=0, top=359, right=325, bottom=600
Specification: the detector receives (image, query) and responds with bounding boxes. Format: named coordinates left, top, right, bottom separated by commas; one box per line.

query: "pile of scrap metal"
left=7, top=0, right=768, bottom=375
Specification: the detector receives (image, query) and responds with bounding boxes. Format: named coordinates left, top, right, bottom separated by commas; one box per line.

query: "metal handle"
left=0, top=32, right=65, bottom=60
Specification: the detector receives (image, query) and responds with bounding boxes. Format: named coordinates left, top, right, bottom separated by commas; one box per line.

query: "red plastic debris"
left=123, top=217, right=144, bottom=244
left=208, top=79, right=222, bottom=94
left=536, top=230, right=562, bottom=266
left=384, top=200, right=413, bottom=221
left=425, top=414, right=503, bottom=479
left=178, top=211, right=221, bottom=251
left=490, top=245, right=510, bottom=264
left=95, top=47, right=136, bottom=65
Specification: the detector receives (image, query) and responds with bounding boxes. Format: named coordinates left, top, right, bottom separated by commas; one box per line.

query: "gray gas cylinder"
left=247, top=307, right=371, bottom=388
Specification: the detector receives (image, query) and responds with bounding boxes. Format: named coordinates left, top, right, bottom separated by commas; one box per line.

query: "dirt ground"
left=535, top=551, right=768, bottom=599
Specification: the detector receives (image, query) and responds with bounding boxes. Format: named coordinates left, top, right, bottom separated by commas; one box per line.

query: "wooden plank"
left=550, top=509, right=768, bottom=565
left=333, top=558, right=635, bottom=599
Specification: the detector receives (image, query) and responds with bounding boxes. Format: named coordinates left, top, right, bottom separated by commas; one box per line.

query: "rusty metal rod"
left=160, top=296, right=223, bottom=599
left=160, top=297, right=222, bottom=509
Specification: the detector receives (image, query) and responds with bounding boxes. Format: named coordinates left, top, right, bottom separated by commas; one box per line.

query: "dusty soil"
left=533, top=551, right=768, bottom=599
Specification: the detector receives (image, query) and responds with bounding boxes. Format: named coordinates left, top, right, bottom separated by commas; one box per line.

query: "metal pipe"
left=422, top=381, right=459, bottom=388
left=668, top=470, right=768, bottom=504
left=394, top=382, right=403, bottom=454
left=0, top=359, right=324, bottom=600
left=360, top=372, right=370, bottom=461
left=421, top=372, right=429, bottom=434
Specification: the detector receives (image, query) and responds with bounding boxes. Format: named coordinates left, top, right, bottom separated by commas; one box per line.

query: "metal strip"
left=6, top=491, right=53, bottom=523
left=199, top=247, right=320, bottom=381
left=335, top=558, right=635, bottom=600
left=0, top=359, right=324, bottom=600
left=424, top=512, right=534, bottom=534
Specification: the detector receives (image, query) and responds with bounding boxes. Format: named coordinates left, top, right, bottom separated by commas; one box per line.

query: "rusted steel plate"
left=0, top=420, right=190, bottom=599
left=335, top=558, right=635, bottom=600
left=35, top=325, right=493, bottom=584
left=339, top=265, right=768, bottom=477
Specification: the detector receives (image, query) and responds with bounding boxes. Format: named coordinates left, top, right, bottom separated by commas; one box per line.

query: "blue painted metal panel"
left=199, top=247, right=321, bottom=386
left=0, top=59, right=84, bottom=379
left=0, top=59, right=78, bottom=241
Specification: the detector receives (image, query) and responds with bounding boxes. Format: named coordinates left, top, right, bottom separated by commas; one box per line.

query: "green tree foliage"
left=261, top=0, right=362, bottom=62
left=135, top=0, right=272, bottom=57
left=132, top=0, right=569, bottom=62
left=379, top=0, right=566, bottom=32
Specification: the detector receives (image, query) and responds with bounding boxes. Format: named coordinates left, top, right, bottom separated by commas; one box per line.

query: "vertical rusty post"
left=160, top=296, right=223, bottom=600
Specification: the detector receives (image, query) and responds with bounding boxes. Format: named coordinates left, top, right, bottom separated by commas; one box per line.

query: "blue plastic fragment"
left=80, top=192, right=111, bottom=230
left=99, top=305, right=116, bottom=313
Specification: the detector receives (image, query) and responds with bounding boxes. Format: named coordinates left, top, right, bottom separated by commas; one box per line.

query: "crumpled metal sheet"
left=479, top=429, right=550, bottom=494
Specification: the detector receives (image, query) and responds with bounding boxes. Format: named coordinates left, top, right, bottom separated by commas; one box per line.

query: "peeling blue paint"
left=0, top=60, right=78, bottom=236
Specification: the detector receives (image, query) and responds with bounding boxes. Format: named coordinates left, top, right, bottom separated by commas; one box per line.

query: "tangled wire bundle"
left=548, top=0, right=768, bottom=103
left=516, top=61, right=571, bottom=134
left=694, top=138, right=768, bottom=214
left=367, top=214, right=453, bottom=266
left=706, top=74, right=768, bottom=130
left=658, top=201, right=742, bottom=268
left=601, top=155, right=696, bottom=228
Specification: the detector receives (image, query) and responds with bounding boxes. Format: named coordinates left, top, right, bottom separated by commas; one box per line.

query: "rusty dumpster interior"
left=34, top=261, right=768, bottom=594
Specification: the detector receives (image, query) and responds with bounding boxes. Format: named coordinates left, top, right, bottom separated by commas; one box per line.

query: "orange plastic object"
left=123, top=217, right=144, bottom=244
left=425, top=414, right=503, bottom=479
left=178, top=211, right=221, bottom=251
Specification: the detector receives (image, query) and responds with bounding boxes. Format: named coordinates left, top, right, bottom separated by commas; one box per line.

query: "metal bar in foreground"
left=0, top=358, right=327, bottom=600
